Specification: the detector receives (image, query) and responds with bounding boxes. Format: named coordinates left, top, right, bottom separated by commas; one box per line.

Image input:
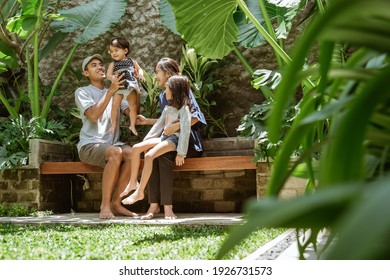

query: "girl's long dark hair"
left=166, top=75, right=191, bottom=110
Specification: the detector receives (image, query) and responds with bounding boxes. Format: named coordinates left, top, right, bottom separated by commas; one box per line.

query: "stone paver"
left=0, top=212, right=244, bottom=226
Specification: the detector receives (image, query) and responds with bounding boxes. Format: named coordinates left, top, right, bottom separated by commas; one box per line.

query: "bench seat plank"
left=40, top=156, right=256, bottom=175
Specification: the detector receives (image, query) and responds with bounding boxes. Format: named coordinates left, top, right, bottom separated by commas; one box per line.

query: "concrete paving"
left=0, top=212, right=244, bottom=226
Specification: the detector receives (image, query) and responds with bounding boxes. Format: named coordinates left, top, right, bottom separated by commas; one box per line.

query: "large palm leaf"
left=50, top=0, right=127, bottom=44
left=164, top=0, right=303, bottom=58
left=167, top=0, right=238, bottom=59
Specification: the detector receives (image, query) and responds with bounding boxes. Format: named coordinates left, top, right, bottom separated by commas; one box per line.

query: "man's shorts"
left=79, top=143, right=129, bottom=168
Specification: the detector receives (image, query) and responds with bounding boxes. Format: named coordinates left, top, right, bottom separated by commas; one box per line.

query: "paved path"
left=0, top=212, right=244, bottom=226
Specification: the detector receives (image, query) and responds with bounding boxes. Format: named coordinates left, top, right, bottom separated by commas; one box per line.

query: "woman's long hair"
left=155, top=57, right=180, bottom=76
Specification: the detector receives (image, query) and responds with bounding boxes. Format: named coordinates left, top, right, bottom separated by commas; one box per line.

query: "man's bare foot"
left=129, top=125, right=138, bottom=136
left=119, top=182, right=139, bottom=198
left=99, top=208, right=115, bottom=219
left=112, top=203, right=138, bottom=217
left=164, top=205, right=177, bottom=220
left=121, top=190, right=144, bottom=205
left=141, top=204, right=160, bottom=220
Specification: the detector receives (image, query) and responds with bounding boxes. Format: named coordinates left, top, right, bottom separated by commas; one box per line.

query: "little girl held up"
left=120, top=75, right=192, bottom=207
left=107, top=37, right=144, bottom=136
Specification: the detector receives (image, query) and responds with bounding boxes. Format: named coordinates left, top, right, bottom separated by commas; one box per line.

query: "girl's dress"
left=113, top=58, right=141, bottom=96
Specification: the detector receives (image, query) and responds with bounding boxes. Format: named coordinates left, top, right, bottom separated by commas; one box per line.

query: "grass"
left=0, top=223, right=284, bottom=260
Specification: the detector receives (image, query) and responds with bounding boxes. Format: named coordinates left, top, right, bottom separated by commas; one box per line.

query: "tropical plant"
left=179, top=44, right=230, bottom=138
left=237, top=98, right=302, bottom=161
left=163, top=0, right=390, bottom=259
left=0, top=0, right=127, bottom=121
left=0, top=114, right=67, bottom=171
left=216, top=0, right=390, bottom=259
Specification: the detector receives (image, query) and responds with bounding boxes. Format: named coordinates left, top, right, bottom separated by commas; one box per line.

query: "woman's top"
left=144, top=105, right=191, bottom=157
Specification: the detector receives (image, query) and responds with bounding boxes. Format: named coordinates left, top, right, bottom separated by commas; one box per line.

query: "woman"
left=136, top=58, right=206, bottom=219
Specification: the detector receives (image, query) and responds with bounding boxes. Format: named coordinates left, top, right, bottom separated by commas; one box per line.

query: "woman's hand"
left=175, top=155, right=185, bottom=166
left=136, top=114, right=148, bottom=125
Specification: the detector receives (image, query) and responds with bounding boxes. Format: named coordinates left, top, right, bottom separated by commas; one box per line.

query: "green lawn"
left=0, top=223, right=284, bottom=260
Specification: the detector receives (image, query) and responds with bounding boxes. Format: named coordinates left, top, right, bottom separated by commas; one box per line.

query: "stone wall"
left=0, top=139, right=75, bottom=212
left=0, top=168, right=40, bottom=210
left=256, top=161, right=307, bottom=200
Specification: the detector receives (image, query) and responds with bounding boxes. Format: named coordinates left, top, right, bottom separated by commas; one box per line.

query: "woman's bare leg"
left=122, top=141, right=175, bottom=205
left=164, top=205, right=177, bottom=220
left=140, top=203, right=161, bottom=220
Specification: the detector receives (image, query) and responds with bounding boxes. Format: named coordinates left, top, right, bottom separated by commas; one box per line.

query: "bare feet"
left=121, top=189, right=144, bottom=205
left=99, top=208, right=115, bottom=219
left=129, top=125, right=138, bottom=136
left=112, top=203, right=138, bottom=217
left=141, top=204, right=160, bottom=220
left=119, top=181, right=139, bottom=198
left=164, top=205, right=177, bottom=220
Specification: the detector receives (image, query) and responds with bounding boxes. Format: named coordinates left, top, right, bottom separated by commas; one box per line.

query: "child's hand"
left=138, top=72, right=146, bottom=82
left=175, top=155, right=185, bottom=166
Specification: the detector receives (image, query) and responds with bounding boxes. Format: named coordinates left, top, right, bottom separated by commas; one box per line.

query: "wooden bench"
left=40, top=156, right=256, bottom=174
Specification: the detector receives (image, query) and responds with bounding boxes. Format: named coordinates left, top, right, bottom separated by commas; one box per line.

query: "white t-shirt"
left=75, top=84, right=128, bottom=151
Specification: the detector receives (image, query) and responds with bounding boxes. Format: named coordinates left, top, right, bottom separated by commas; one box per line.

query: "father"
left=75, top=54, right=137, bottom=219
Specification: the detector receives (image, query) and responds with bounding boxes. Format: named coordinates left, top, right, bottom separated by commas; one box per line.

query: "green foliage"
left=237, top=99, right=302, bottom=161
left=0, top=223, right=284, bottom=259
left=0, top=0, right=128, bottom=120
left=179, top=45, right=230, bottom=138
left=0, top=203, right=35, bottom=217
left=217, top=0, right=390, bottom=260
left=0, top=115, right=67, bottom=171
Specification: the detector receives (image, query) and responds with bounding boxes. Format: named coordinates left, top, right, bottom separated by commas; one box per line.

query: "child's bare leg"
left=127, top=92, right=138, bottom=136
left=122, top=141, right=175, bottom=205
left=120, top=139, right=161, bottom=199
left=164, top=205, right=177, bottom=220
left=109, top=94, right=123, bottom=134
left=141, top=203, right=160, bottom=220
